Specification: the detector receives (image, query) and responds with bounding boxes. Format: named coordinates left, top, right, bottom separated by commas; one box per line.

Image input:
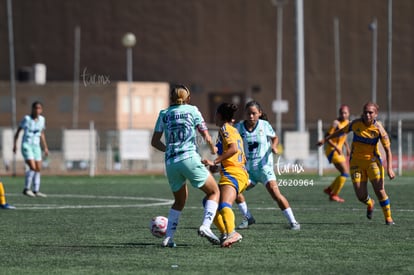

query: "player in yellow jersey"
left=323, top=105, right=351, bottom=203
left=318, top=102, right=395, bottom=225
left=202, top=103, right=249, bottom=247
left=0, top=180, right=16, bottom=209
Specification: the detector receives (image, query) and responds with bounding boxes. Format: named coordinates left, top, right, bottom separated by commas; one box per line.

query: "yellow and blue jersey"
left=344, top=118, right=390, bottom=161
left=216, top=122, right=248, bottom=194
left=217, top=123, right=246, bottom=168
left=325, top=119, right=349, bottom=163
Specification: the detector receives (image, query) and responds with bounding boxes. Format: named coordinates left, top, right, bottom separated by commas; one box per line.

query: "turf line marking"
left=7, top=193, right=173, bottom=210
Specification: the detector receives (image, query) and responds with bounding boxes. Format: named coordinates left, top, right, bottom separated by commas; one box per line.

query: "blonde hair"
left=170, top=84, right=190, bottom=105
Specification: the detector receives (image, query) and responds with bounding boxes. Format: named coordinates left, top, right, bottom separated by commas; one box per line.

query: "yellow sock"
left=213, top=212, right=226, bottom=234
left=0, top=182, right=6, bottom=205
left=364, top=196, right=374, bottom=208
left=380, top=197, right=392, bottom=221
left=220, top=206, right=236, bottom=234
left=331, top=175, right=347, bottom=195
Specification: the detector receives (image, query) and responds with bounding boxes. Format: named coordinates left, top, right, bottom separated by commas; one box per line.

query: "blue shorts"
left=248, top=165, right=276, bottom=186
left=21, top=143, right=42, bottom=161
left=165, top=155, right=209, bottom=192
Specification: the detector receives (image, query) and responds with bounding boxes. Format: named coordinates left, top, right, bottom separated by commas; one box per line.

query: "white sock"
left=166, top=208, right=181, bottom=240
left=25, top=170, right=35, bottom=190
left=282, top=207, right=297, bottom=224
left=33, top=172, right=41, bottom=192
left=237, top=202, right=252, bottom=219
left=202, top=200, right=218, bottom=227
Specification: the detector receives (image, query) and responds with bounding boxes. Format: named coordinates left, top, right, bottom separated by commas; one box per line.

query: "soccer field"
left=1, top=174, right=413, bottom=274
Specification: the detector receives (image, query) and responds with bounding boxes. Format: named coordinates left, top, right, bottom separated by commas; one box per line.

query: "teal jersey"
left=235, top=119, right=276, bottom=171
left=19, top=115, right=46, bottom=146
left=154, top=104, right=208, bottom=165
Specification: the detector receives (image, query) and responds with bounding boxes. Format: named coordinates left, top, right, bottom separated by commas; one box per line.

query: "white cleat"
left=198, top=225, right=220, bottom=245
left=34, top=192, right=47, bottom=198
left=290, top=222, right=301, bottom=230
left=23, top=189, right=36, bottom=198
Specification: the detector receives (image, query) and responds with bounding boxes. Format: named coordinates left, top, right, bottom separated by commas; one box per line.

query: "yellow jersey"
left=344, top=119, right=390, bottom=161
left=217, top=122, right=246, bottom=168
left=325, top=119, right=349, bottom=156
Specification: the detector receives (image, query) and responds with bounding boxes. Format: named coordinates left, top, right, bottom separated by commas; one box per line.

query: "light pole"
left=122, top=32, right=136, bottom=129
left=369, top=18, right=378, bottom=103
left=271, top=0, right=286, bottom=140
left=7, top=0, right=17, bottom=176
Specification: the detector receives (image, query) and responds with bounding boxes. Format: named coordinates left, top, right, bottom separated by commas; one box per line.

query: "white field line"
left=6, top=193, right=413, bottom=212
left=6, top=193, right=173, bottom=210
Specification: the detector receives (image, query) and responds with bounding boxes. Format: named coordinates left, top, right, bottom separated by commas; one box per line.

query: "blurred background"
left=0, top=0, right=413, bottom=175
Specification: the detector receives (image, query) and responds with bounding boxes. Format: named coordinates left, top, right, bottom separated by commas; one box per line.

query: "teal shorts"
left=248, top=165, right=276, bottom=186
left=21, top=143, right=42, bottom=161
left=165, top=155, right=209, bottom=192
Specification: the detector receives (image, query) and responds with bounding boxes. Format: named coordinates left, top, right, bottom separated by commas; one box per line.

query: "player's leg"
left=351, top=164, right=373, bottom=219
left=22, top=144, right=36, bottom=197
left=185, top=156, right=220, bottom=244
left=198, top=173, right=221, bottom=244
left=24, top=160, right=37, bottom=197
left=219, top=184, right=243, bottom=247
left=0, top=182, right=15, bottom=209
left=236, top=192, right=255, bottom=229
left=368, top=161, right=394, bottom=224
left=324, top=151, right=336, bottom=195
left=162, top=162, right=187, bottom=247
left=33, top=153, right=46, bottom=197
left=266, top=180, right=300, bottom=230
left=329, top=159, right=349, bottom=202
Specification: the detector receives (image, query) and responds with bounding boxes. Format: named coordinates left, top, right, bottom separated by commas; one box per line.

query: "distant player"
left=13, top=101, right=49, bottom=198
left=322, top=105, right=351, bottom=202
left=318, top=102, right=395, bottom=225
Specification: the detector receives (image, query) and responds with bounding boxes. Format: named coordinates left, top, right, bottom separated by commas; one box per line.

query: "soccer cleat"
left=237, top=216, right=256, bottom=229
left=23, top=189, right=36, bottom=198
left=221, top=231, right=242, bottom=248
left=290, top=222, right=301, bottom=230
left=329, top=195, right=345, bottom=203
left=385, top=219, right=395, bottom=225
left=198, top=225, right=220, bottom=245
left=0, top=203, right=16, bottom=210
left=366, top=199, right=375, bottom=220
left=219, top=233, right=228, bottom=244
left=34, top=191, right=47, bottom=198
left=161, top=237, right=176, bottom=248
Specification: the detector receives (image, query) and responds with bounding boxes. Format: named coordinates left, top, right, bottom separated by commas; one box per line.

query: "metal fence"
left=1, top=120, right=413, bottom=177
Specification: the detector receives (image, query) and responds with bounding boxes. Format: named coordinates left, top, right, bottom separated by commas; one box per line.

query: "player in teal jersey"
left=235, top=101, right=300, bottom=230
left=13, top=101, right=49, bottom=198
left=151, top=84, right=220, bottom=247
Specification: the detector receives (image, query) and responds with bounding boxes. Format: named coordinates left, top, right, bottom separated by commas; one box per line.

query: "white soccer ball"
left=150, top=216, right=168, bottom=238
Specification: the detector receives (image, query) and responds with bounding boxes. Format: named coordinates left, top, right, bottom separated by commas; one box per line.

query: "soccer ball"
left=150, top=216, right=168, bottom=238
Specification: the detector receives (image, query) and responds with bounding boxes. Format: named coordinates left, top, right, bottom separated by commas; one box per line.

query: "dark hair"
left=32, top=101, right=43, bottom=109
left=245, top=100, right=268, bottom=121
left=217, top=103, right=238, bottom=122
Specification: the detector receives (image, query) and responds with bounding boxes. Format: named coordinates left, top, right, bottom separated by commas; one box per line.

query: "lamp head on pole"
left=122, top=32, right=136, bottom=48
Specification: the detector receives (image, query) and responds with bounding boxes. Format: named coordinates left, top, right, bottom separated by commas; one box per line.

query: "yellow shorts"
left=326, top=150, right=346, bottom=164
left=219, top=166, right=249, bottom=194
left=350, top=158, right=384, bottom=184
